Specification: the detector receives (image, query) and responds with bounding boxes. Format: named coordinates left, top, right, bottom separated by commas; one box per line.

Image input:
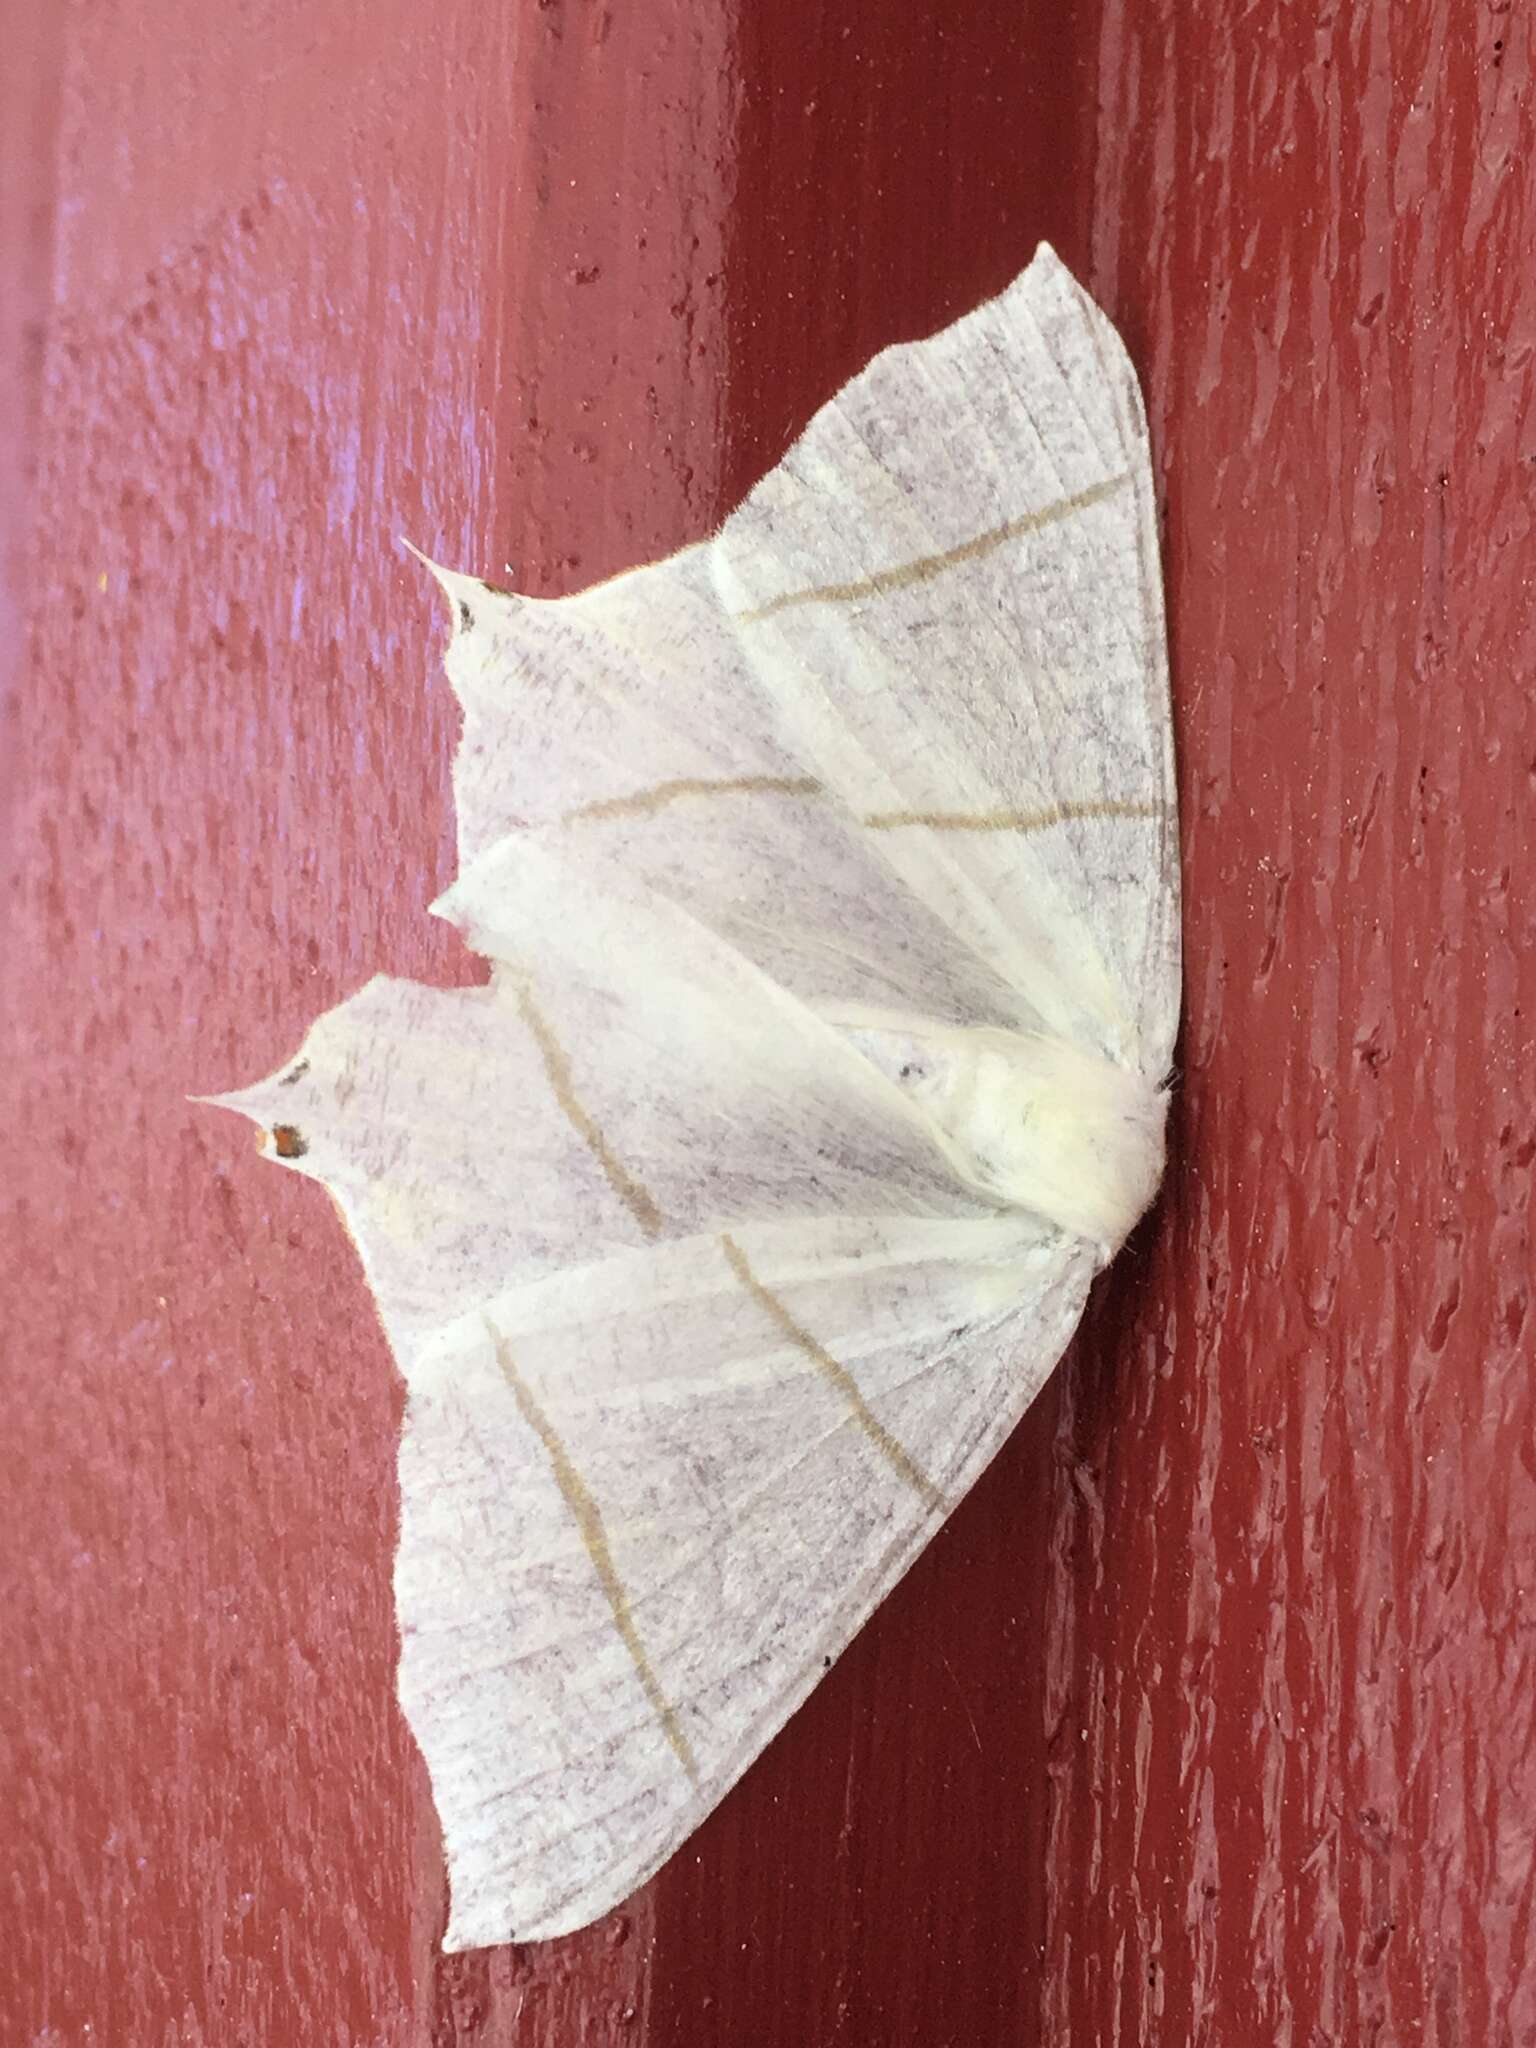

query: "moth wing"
left=712, top=241, right=1179, bottom=1075
left=210, top=890, right=1094, bottom=1949
left=396, top=1214, right=1093, bottom=1948
left=419, top=253, right=1175, bottom=1066
left=424, top=541, right=1044, bottom=1044
left=207, top=833, right=994, bottom=1368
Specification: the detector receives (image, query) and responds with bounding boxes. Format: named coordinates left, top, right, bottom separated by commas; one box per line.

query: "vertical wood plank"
left=4, top=2, right=733, bottom=2040
left=1048, top=6, right=1536, bottom=2041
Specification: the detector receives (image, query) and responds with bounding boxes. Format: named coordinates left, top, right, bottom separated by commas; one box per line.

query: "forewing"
left=422, top=249, right=1176, bottom=1063
left=206, top=837, right=994, bottom=1368
left=428, top=545, right=1043, bottom=1039
left=712, top=243, right=1179, bottom=1074
left=395, top=1215, right=1093, bottom=1948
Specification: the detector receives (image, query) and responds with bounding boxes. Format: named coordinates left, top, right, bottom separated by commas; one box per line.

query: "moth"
left=209, top=244, right=1178, bottom=1950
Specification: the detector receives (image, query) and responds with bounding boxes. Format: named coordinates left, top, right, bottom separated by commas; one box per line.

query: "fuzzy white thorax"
left=841, top=1021, right=1166, bottom=1260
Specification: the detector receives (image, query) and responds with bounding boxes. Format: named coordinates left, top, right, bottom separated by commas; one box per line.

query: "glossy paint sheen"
left=4, top=1, right=1532, bottom=2043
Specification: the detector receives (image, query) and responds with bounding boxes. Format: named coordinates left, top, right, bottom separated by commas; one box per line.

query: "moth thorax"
left=895, top=1027, right=1167, bottom=1258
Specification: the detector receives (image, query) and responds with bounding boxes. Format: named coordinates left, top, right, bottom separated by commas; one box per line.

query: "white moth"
left=209, top=243, right=1178, bottom=1950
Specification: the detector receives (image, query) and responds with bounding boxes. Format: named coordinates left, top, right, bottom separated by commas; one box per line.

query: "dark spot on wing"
left=456, top=599, right=474, bottom=631
left=278, top=1060, right=309, bottom=1087
left=271, top=1125, right=308, bottom=1159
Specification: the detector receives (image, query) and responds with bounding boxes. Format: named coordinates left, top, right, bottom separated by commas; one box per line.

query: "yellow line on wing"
left=490, top=1328, right=700, bottom=1785
left=516, top=982, right=664, bottom=1238
left=721, top=1235, right=947, bottom=1514
left=735, top=473, right=1132, bottom=622
left=861, top=796, right=1163, bottom=833
left=564, top=775, right=822, bottom=823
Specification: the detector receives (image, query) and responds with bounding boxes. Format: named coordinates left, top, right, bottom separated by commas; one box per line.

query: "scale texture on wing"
left=210, top=844, right=998, bottom=1371
left=712, top=244, right=1178, bottom=1074
left=425, top=256, right=1175, bottom=1070
left=394, top=1216, right=1093, bottom=1947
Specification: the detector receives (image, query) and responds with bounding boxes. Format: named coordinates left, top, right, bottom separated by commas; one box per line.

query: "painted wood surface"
left=4, top=1, right=1531, bottom=2042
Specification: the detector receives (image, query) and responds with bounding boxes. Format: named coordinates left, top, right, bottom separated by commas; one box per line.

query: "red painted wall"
left=5, top=2, right=1532, bottom=2043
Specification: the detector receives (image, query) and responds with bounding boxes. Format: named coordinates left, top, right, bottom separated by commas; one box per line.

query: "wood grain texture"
left=3, top=0, right=729, bottom=2038
left=4, top=1, right=1532, bottom=2045
left=1058, top=6, right=1536, bottom=2041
